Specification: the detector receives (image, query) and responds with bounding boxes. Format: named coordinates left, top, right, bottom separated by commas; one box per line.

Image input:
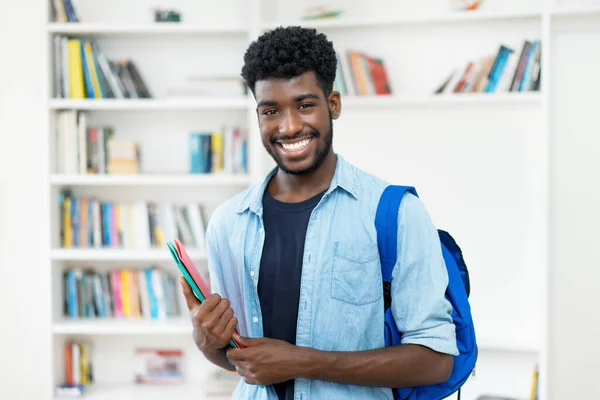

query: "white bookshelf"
left=47, top=22, right=249, bottom=35
left=44, top=0, right=600, bottom=398
left=50, top=248, right=206, bottom=262
left=48, top=97, right=251, bottom=111
left=58, top=383, right=211, bottom=400
left=52, top=318, right=192, bottom=335
left=50, top=173, right=251, bottom=186
left=260, top=9, right=544, bottom=31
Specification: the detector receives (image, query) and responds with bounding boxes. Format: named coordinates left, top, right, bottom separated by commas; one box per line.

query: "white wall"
left=0, top=0, right=51, bottom=398
left=549, top=12, right=600, bottom=399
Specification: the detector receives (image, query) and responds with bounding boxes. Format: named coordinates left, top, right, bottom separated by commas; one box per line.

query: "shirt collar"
left=236, top=154, right=359, bottom=215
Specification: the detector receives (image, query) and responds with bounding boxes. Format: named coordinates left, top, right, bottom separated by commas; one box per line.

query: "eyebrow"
left=257, top=93, right=320, bottom=108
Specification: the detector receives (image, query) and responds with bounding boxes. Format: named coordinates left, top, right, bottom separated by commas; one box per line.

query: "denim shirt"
left=206, top=155, right=458, bottom=400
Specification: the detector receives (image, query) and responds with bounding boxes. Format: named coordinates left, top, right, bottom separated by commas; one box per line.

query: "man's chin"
left=277, top=161, right=316, bottom=175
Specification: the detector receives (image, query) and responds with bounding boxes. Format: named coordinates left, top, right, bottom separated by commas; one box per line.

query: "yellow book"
left=67, top=39, right=85, bottom=99
left=121, top=269, right=130, bottom=317
left=529, top=365, right=538, bottom=400
left=79, top=343, right=88, bottom=385
left=211, top=132, right=224, bottom=172
left=83, top=41, right=102, bottom=99
left=63, top=196, right=72, bottom=247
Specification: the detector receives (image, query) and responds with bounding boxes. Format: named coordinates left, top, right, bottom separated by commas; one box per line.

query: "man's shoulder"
left=345, top=159, right=426, bottom=219
left=208, top=184, right=257, bottom=231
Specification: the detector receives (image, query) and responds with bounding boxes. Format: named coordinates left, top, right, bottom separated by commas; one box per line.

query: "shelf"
left=261, top=9, right=542, bottom=30
left=48, top=97, right=251, bottom=111
left=54, top=383, right=227, bottom=400
left=51, top=248, right=206, bottom=261
left=50, top=173, right=251, bottom=186
left=52, top=318, right=191, bottom=335
left=340, top=92, right=541, bottom=107
left=551, top=5, right=600, bottom=18
left=47, top=22, right=248, bottom=35
left=478, top=337, right=539, bottom=354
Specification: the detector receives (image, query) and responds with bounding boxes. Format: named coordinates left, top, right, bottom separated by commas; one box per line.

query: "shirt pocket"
left=331, top=241, right=382, bottom=306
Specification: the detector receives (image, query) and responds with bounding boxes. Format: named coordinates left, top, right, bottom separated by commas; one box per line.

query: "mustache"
left=270, top=130, right=318, bottom=144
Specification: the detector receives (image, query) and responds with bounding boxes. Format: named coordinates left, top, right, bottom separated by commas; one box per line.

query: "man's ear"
left=328, top=90, right=342, bottom=120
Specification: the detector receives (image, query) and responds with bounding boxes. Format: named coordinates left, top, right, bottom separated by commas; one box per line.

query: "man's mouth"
left=275, top=136, right=315, bottom=153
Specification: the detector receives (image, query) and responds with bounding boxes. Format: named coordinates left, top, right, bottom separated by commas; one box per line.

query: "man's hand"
left=179, top=277, right=238, bottom=360
left=226, top=335, right=302, bottom=386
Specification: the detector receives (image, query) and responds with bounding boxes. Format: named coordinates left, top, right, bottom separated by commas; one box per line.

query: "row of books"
left=56, top=110, right=140, bottom=175
left=54, top=110, right=247, bottom=176
left=62, top=267, right=181, bottom=319
left=51, top=0, right=80, bottom=22
left=435, top=39, right=542, bottom=94
left=57, top=341, right=92, bottom=397
left=53, top=35, right=151, bottom=99
left=60, top=190, right=208, bottom=250
left=190, top=127, right=248, bottom=174
left=333, top=49, right=392, bottom=96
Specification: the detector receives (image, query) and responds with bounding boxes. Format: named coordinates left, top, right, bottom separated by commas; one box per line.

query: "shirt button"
left=259, top=228, right=264, bottom=233
left=253, top=317, right=259, bottom=323
left=250, top=271, right=255, bottom=277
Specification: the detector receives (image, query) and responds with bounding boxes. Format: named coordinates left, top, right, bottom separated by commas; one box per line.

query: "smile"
left=277, top=137, right=314, bottom=152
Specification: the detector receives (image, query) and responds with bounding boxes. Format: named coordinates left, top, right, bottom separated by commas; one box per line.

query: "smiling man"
left=179, top=26, right=458, bottom=400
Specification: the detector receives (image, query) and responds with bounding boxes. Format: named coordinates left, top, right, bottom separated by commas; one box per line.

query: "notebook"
left=167, top=238, right=244, bottom=349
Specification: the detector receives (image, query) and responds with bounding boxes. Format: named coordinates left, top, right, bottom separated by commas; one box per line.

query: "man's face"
left=254, top=71, right=340, bottom=175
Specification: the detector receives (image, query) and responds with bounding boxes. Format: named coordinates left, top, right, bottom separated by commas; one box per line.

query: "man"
left=179, top=26, right=458, bottom=400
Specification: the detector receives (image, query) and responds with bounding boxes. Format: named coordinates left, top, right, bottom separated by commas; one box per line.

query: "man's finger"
left=179, top=277, right=200, bottom=310
left=216, top=307, right=234, bottom=331
left=226, top=347, right=244, bottom=361
left=205, top=297, right=230, bottom=326
left=232, top=334, right=264, bottom=348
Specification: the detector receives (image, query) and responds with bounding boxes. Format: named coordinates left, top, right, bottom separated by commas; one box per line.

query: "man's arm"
left=304, top=192, right=457, bottom=387
left=297, top=343, right=452, bottom=387
left=227, top=335, right=452, bottom=388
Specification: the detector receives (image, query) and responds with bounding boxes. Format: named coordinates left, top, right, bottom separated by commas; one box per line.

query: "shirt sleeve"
left=391, top=192, right=459, bottom=356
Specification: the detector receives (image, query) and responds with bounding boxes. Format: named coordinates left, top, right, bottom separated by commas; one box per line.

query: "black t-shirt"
left=258, top=187, right=325, bottom=400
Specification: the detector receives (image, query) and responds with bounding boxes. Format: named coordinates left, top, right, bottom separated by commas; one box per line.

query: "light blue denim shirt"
left=206, top=154, right=458, bottom=400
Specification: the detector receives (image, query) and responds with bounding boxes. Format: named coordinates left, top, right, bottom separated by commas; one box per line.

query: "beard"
left=263, top=113, right=334, bottom=176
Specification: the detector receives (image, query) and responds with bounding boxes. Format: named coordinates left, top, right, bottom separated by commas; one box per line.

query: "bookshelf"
left=43, top=0, right=600, bottom=398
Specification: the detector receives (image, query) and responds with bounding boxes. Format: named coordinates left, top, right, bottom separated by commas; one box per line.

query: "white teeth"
left=281, top=138, right=311, bottom=151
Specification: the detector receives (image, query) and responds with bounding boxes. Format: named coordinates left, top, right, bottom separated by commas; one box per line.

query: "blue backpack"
left=375, top=185, right=478, bottom=400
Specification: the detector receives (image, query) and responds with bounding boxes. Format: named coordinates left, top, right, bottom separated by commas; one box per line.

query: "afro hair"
left=241, top=26, right=338, bottom=97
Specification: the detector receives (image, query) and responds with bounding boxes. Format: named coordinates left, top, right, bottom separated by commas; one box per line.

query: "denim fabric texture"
left=206, top=155, right=458, bottom=400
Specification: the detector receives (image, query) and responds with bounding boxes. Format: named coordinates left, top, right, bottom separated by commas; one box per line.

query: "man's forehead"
left=255, top=72, right=320, bottom=99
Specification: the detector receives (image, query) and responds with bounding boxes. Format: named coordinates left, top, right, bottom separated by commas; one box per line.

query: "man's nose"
left=279, top=109, right=302, bottom=136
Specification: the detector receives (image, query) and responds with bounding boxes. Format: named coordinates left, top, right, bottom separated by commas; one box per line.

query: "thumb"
left=232, top=333, right=263, bottom=347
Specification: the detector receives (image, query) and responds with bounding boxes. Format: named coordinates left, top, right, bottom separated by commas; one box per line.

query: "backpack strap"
left=375, top=185, right=419, bottom=283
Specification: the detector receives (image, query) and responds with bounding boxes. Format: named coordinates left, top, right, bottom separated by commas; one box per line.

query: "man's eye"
left=263, top=109, right=278, bottom=115
left=299, top=103, right=313, bottom=109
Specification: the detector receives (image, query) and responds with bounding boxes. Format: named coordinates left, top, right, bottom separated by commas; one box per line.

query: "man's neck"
left=268, top=152, right=337, bottom=203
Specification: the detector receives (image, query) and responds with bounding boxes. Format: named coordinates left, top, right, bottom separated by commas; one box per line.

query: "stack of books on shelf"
left=59, top=190, right=208, bottom=251
left=55, top=340, right=93, bottom=399
left=333, top=49, right=392, bottom=96
left=135, top=348, right=184, bottom=384
left=53, top=36, right=151, bottom=99
left=51, top=0, right=81, bottom=23
left=435, top=39, right=542, bottom=94
left=62, top=267, right=181, bottom=319
left=54, top=110, right=248, bottom=176
left=55, top=110, right=141, bottom=175
left=189, top=126, right=248, bottom=174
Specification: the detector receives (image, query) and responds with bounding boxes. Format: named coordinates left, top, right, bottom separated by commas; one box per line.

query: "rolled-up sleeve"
left=391, top=192, right=459, bottom=356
